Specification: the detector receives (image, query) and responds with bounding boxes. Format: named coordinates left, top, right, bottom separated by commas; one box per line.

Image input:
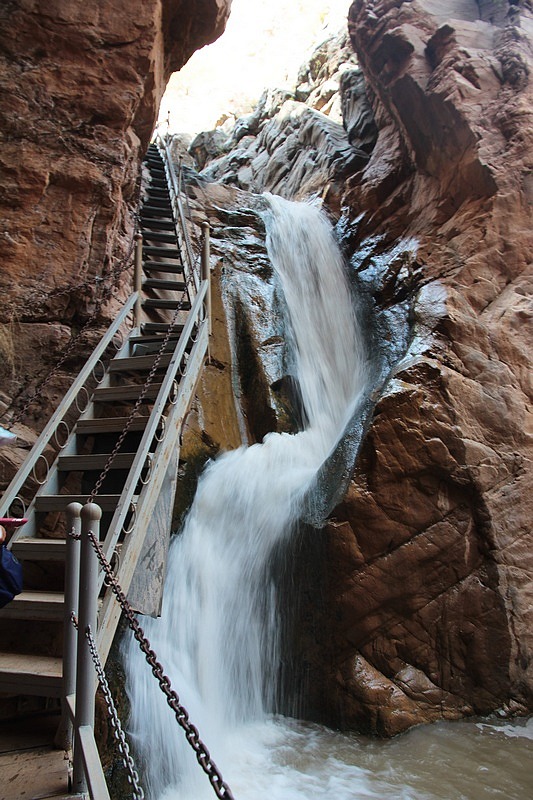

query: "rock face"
left=183, top=1, right=532, bottom=735
left=316, top=0, right=533, bottom=735
left=0, top=0, right=231, bottom=480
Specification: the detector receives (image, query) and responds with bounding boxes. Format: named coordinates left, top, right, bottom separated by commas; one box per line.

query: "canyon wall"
left=187, top=0, right=532, bottom=735
left=0, top=0, right=231, bottom=480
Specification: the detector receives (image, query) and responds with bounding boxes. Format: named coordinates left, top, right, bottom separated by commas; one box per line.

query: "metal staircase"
left=0, top=139, right=211, bottom=791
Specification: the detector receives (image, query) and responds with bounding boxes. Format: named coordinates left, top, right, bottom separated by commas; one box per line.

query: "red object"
left=0, top=518, right=28, bottom=529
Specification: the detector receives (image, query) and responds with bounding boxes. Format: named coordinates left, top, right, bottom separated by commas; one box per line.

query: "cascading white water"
left=125, top=194, right=368, bottom=798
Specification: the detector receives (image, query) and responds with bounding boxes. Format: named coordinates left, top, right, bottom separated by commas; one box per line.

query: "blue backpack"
left=0, top=545, right=23, bottom=607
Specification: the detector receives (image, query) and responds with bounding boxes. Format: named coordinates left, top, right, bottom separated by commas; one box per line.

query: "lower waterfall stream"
left=125, top=196, right=532, bottom=800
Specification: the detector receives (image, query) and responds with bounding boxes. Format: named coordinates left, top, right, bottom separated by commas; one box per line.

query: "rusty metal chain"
left=84, top=621, right=146, bottom=800
left=85, top=527, right=235, bottom=800
left=87, top=234, right=204, bottom=503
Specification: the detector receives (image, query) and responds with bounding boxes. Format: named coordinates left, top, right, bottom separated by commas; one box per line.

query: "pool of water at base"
left=160, top=714, right=533, bottom=800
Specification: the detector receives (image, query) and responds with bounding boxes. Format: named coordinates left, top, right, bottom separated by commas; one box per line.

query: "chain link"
left=83, top=620, right=146, bottom=800
left=84, top=527, right=234, bottom=800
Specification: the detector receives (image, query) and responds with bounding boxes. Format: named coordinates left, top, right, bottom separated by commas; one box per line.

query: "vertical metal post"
left=55, top=502, right=82, bottom=750
left=201, top=222, right=212, bottom=359
left=72, top=502, right=101, bottom=794
left=134, top=233, right=143, bottom=331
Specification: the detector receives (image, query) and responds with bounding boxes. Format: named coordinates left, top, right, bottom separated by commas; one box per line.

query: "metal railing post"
left=201, top=222, right=212, bottom=353
left=134, top=233, right=143, bottom=330
left=55, top=502, right=82, bottom=750
left=72, top=502, right=101, bottom=794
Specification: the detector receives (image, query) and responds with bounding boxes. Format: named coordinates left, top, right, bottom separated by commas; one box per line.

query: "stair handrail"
left=0, top=292, right=138, bottom=519
left=95, top=281, right=208, bottom=575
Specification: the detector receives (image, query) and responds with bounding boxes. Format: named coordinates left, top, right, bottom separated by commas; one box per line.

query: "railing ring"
left=110, top=548, right=121, bottom=574
left=53, top=419, right=70, bottom=450
left=92, top=358, right=106, bottom=384
left=122, top=502, right=137, bottom=535
left=169, top=379, right=179, bottom=405
left=9, top=495, right=27, bottom=518
left=32, top=453, right=50, bottom=486
left=112, top=328, right=124, bottom=351
left=140, top=454, right=153, bottom=486
left=75, top=386, right=90, bottom=413
left=155, top=415, right=166, bottom=443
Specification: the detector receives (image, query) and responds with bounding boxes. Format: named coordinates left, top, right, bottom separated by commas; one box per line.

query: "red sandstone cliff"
left=318, top=0, right=533, bottom=734
left=0, top=0, right=231, bottom=469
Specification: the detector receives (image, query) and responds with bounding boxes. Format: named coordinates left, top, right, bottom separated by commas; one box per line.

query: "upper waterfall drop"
left=125, top=195, right=369, bottom=799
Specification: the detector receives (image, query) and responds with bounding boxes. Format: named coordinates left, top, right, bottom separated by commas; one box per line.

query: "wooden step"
left=34, top=494, right=125, bottom=512
left=76, top=416, right=151, bottom=434
left=143, top=277, right=186, bottom=291
left=11, top=538, right=66, bottom=561
left=143, top=261, right=184, bottom=274
left=142, top=298, right=191, bottom=311
left=92, top=383, right=163, bottom=402
left=108, top=352, right=172, bottom=372
left=0, top=590, right=64, bottom=621
left=0, top=652, right=62, bottom=696
left=130, top=329, right=183, bottom=346
left=57, top=452, right=136, bottom=471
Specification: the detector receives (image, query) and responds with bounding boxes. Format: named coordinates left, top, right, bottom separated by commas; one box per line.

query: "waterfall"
left=125, top=195, right=368, bottom=799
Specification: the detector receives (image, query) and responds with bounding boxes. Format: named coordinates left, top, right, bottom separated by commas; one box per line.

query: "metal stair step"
left=142, top=298, right=191, bottom=310
left=76, top=416, right=151, bottom=434
left=141, top=322, right=184, bottom=334
left=143, top=260, right=184, bottom=274
left=142, top=231, right=177, bottom=244
left=35, top=494, right=126, bottom=512
left=143, top=245, right=181, bottom=259
left=11, top=537, right=66, bottom=561
left=92, top=383, right=163, bottom=402
left=0, top=590, right=64, bottom=621
left=57, top=452, right=137, bottom=471
left=143, top=277, right=186, bottom=291
left=140, top=218, right=174, bottom=230
left=141, top=204, right=173, bottom=215
left=130, top=327, right=184, bottom=344
left=0, top=652, right=62, bottom=696
left=108, top=352, right=172, bottom=372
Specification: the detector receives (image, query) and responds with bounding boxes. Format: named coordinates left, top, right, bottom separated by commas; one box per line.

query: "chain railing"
left=65, top=502, right=234, bottom=800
